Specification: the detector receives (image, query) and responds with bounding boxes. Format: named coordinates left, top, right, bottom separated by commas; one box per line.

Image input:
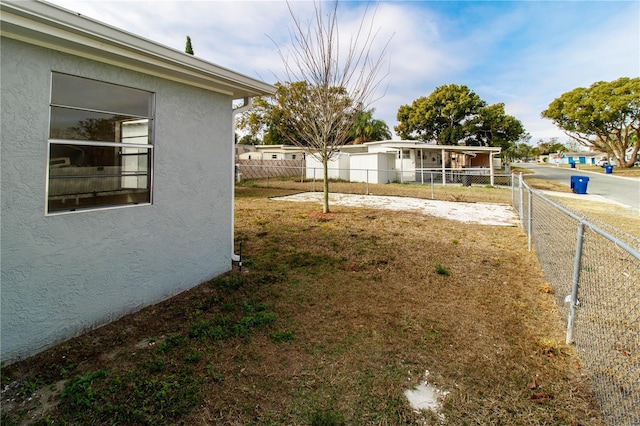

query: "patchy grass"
left=546, top=196, right=640, bottom=241
left=524, top=177, right=574, bottom=193
left=1, top=186, right=605, bottom=425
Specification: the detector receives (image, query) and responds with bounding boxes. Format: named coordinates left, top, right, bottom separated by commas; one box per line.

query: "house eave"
left=0, top=0, right=275, bottom=98
left=370, top=140, right=501, bottom=154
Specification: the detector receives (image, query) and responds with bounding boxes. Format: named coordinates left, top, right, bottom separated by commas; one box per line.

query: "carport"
left=381, top=142, right=502, bottom=186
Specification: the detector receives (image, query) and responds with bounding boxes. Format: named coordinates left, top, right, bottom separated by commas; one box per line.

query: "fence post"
left=527, top=187, right=532, bottom=251
left=566, top=221, right=585, bottom=344
left=366, top=169, right=369, bottom=195
left=266, top=166, right=269, bottom=188
left=519, top=173, right=524, bottom=226
left=430, top=172, right=434, bottom=199
left=511, top=173, right=515, bottom=206
left=313, top=168, right=316, bottom=192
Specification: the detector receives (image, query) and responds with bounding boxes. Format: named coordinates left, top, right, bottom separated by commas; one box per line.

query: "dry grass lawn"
left=1, top=185, right=605, bottom=425
left=546, top=196, right=640, bottom=241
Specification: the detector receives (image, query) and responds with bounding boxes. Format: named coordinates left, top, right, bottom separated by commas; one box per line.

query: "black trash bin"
left=570, top=162, right=576, bottom=169
left=462, top=174, right=472, bottom=187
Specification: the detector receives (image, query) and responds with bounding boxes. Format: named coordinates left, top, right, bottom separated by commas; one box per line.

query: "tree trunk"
left=323, top=158, right=330, bottom=213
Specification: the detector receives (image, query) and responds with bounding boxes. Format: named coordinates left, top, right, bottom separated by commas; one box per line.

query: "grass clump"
left=61, top=369, right=109, bottom=409
left=271, top=329, right=296, bottom=343
left=435, top=263, right=451, bottom=276
left=310, top=408, right=345, bottom=426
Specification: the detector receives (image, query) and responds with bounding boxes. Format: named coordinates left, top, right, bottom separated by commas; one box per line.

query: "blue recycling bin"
left=572, top=176, right=589, bottom=194
left=570, top=175, right=578, bottom=190
left=570, top=162, right=576, bottom=169
left=605, top=165, right=613, bottom=174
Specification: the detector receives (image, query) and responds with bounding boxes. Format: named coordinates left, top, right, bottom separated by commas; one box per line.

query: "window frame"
left=46, top=73, right=155, bottom=215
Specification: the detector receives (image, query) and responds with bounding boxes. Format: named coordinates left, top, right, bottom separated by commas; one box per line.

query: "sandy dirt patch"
left=273, top=192, right=520, bottom=226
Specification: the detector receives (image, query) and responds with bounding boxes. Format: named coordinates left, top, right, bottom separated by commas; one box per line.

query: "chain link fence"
left=513, top=174, right=640, bottom=426
left=236, top=163, right=512, bottom=191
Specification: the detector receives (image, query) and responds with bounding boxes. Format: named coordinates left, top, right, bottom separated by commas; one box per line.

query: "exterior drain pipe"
left=231, top=97, right=252, bottom=268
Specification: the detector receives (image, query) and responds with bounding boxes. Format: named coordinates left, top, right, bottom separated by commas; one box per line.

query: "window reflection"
left=50, top=107, right=150, bottom=143
left=51, top=73, right=153, bottom=117
left=47, top=73, right=154, bottom=213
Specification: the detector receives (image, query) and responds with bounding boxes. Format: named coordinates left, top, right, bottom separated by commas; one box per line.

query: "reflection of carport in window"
left=47, top=72, right=154, bottom=213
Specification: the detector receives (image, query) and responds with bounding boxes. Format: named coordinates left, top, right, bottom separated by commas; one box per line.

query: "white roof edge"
left=0, top=0, right=275, bottom=98
left=365, top=140, right=501, bottom=152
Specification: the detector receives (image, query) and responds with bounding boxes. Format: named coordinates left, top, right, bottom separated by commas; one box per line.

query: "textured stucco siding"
left=1, top=38, right=233, bottom=362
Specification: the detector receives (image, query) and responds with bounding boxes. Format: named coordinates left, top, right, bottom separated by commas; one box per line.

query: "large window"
left=47, top=73, right=154, bottom=213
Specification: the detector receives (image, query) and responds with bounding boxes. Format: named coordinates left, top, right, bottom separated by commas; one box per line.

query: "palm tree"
left=349, top=108, right=392, bottom=144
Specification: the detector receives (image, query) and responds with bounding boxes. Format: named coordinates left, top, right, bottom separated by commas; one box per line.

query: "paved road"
left=517, top=163, right=640, bottom=213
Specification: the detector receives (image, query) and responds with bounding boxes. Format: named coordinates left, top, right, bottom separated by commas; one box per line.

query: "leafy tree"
left=535, top=137, right=567, bottom=155
left=465, top=103, right=525, bottom=150
left=503, top=133, right=532, bottom=161
left=238, top=81, right=311, bottom=146
left=348, top=108, right=392, bottom=144
left=237, top=134, right=260, bottom=145
left=185, top=36, right=194, bottom=55
left=270, top=0, right=390, bottom=212
left=541, top=77, right=640, bottom=168
left=395, top=84, right=525, bottom=151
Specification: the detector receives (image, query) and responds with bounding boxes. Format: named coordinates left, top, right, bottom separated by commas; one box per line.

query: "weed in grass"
left=144, top=356, right=167, bottom=373
left=310, top=408, right=345, bottom=426
left=185, top=352, right=203, bottom=364
left=234, top=310, right=277, bottom=337
left=189, top=319, right=230, bottom=341
left=198, top=296, right=220, bottom=312
left=206, top=363, right=225, bottom=383
left=435, top=263, right=451, bottom=276
left=58, top=369, right=203, bottom=424
left=213, top=273, right=246, bottom=292
left=16, top=376, right=42, bottom=397
left=1, top=413, right=19, bottom=426
left=61, top=369, right=109, bottom=409
left=156, top=333, right=189, bottom=353
left=271, top=329, right=296, bottom=343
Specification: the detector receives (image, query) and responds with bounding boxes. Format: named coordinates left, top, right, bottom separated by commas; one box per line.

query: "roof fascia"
left=0, top=0, right=275, bottom=98
left=378, top=144, right=500, bottom=153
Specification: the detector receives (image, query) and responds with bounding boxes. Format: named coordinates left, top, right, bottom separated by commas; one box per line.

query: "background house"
left=237, top=144, right=306, bottom=161
left=548, top=151, right=606, bottom=165
left=306, top=140, right=502, bottom=185
left=0, top=0, right=274, bottom=363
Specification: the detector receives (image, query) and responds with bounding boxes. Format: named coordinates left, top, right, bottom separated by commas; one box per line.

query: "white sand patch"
left=273, top=192, right=520, bottom=226
left=404, top=371, right=449, bottom=417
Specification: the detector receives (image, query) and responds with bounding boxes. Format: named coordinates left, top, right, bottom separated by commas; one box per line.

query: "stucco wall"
left=1, top=38, right=233, bottom=362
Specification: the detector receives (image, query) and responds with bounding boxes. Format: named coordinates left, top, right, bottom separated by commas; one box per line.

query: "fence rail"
left=513, top=174, right=640, bottom=426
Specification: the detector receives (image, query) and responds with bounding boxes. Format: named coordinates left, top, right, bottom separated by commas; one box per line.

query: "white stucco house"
left=548, top=151, right=606, bottom=166
left=306, top=140, right=502, bottom=185
left=237, top=144, right=306, bottom=161
left=0, top=0, right=274, bottom=363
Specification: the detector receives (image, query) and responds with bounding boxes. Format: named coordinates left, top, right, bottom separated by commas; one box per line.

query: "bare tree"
left=274, top=0, right=391, bottom=213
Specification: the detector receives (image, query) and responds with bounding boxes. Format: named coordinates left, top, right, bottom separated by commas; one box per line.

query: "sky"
left=46, top=0, right=639, bottom=144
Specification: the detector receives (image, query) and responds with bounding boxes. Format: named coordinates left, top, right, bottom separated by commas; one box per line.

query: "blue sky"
left=47, top=0, right=639, bottom=144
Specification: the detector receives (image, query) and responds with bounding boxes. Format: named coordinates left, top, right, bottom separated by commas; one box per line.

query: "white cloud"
left=45, top=0, right=639, bottom=142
